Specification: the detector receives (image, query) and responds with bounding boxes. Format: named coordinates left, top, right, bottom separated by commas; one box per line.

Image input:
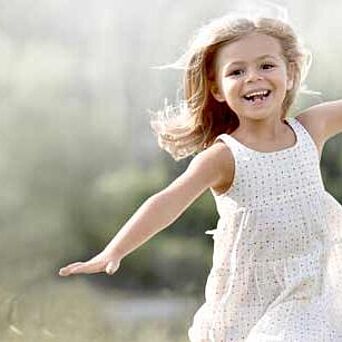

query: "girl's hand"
left=58, top=251, right=121, bottom=276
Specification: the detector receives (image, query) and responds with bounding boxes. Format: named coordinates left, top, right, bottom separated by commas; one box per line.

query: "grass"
left=0, top=277, right=195, bottom=342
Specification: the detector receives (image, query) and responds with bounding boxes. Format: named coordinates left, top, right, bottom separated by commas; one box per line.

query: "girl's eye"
left=229, top=69, right=244, bottom=77
left=227, top=63, right=275, bottom=77
left=262, top=63, right=275, bottom=69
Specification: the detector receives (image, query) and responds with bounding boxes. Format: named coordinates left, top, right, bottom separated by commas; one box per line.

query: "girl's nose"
left=246, top=68, right=263, bottom=82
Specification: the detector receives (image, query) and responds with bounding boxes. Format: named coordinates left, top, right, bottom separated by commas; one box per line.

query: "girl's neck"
left=230, top=117, right=290, bottom=144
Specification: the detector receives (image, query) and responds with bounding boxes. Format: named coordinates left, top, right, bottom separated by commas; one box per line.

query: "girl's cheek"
left=222, top=78, right=236, bottom=89
left=226, top=81, right=241, bottom=96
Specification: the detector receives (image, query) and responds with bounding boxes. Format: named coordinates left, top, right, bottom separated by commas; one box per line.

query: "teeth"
left=244, top=90, right=269, bottom=99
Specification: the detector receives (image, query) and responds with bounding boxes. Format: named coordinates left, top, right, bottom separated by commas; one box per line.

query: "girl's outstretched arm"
left=298, top=100, right=342, bottom=142
left=58, top=142, right=232, bottom=277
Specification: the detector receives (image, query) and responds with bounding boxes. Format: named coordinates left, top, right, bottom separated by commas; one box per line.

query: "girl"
left=59, top=14, right=342, bottom=341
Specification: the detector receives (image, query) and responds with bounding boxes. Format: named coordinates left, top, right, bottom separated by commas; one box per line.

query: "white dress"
left=188, top=117, right=342, bottom=342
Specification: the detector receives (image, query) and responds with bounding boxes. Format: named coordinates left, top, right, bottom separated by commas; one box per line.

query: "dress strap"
left=215, top=117, right=302, bottom=155
left=292, top=116, right=321, bottom=159
left=214, top=131, right=242, bottom=156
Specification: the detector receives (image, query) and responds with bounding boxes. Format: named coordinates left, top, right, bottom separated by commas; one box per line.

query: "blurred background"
left=0, top=0, right=341, bottom=341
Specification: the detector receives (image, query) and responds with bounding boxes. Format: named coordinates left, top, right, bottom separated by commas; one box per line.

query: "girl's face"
left=210, top=32, right=294, bottom=121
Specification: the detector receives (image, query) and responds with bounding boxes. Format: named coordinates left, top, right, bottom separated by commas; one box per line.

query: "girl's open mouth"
left=243, top=90, right=271, bottom=105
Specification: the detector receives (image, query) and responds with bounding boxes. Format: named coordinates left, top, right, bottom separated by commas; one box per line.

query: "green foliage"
left=321, top=134, right=342, bottom=201
left=72, top=163, right=168, bottom=248
left=119, top=234, right=213, bottom=295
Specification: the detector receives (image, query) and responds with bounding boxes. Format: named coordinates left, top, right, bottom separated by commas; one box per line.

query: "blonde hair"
left=150, top=15, right=313, bottom=160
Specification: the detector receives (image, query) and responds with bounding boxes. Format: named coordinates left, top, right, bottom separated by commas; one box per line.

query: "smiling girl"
left=59, top=14, right=342, bottom=341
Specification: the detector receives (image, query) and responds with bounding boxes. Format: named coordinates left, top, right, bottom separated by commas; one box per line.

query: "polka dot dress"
left=188, top=117, right=342, bottom=341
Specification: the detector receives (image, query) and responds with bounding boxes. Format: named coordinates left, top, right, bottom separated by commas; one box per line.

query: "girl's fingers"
left=59, top=255, right=120, bottom=276
left=59, top=262, right=84, bottom=276
left=63, top=262, right=84, bottom=269
left=66, top=260, right=104, bottom=275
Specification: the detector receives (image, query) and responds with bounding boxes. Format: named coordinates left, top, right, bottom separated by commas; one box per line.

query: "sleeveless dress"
left=187, top=116, right=342, bottom=342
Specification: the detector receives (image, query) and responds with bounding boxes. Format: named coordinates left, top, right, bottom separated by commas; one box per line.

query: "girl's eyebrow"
left=223, top=54, right=278, bottom=69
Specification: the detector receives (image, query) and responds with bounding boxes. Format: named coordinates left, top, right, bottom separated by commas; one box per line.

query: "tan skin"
left=59, top=33, right=341, bottom=277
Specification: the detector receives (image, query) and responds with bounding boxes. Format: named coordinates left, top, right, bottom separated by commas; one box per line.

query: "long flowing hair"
left=150, top=15, right=314, bottom=160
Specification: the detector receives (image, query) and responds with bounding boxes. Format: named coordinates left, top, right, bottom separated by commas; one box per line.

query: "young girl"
left=59, top=14, right=342, bottom=341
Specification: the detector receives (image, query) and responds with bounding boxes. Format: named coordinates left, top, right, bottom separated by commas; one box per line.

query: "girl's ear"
left=209, top=81, right=226, bottom=102
left=286, top=62, right=295, bottom=91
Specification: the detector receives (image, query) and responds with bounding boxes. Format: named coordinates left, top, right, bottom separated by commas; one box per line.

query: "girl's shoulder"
left=198, top=140, right=235, bottom=196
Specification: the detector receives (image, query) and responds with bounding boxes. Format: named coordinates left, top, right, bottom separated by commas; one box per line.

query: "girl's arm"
left=59, top=142, right=231, bottom=276
left=298, top=100, right=342, bottom=143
